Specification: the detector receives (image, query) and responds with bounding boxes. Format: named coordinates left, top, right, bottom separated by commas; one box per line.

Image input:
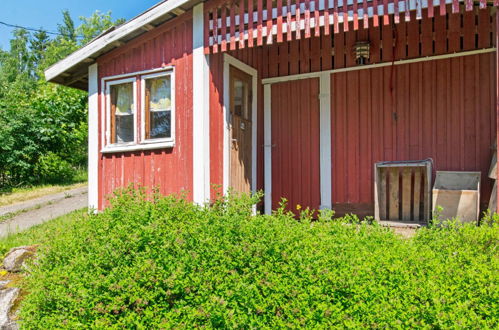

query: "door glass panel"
left=233, top=79, right=250, bottom=120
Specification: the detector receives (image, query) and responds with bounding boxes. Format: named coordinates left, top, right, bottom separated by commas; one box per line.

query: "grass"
left=0, top=209, right=87, bottom=256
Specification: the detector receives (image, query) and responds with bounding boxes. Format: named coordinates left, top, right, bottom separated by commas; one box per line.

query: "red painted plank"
left=405, top=0, right=410, bottom=22
left=296, top=0, right=302, bottom=39
left=213, top=7, right=219, bottom=53
left=421, top=11, right=433, bottom=56
left=448, top=12, right=461, bottom=53
left=204, top=10, right=211, bottom=54
left=322, top=33, right=333, bottom=70
left=311, top=35, right=321, bottom=71
left=333, top=0, right=339, bottom=33
left=428, top=0, right=434, bottom=17
left=305, top=0, right=312, bottom=37
left=478, top=7, right=491, bottom=48
left=289, top=39, right=300, bottom=74
left=343, top=0, right=349, bottom=31
left=407, top=11, right=419, bottom=58
left=373, top=0, right=379, bottom=27
left=239, top=1, right=245, bottom=48
left=363, top=0, right=368, bottom=29
left=439, top=0, right=446, bottom=16
left=383, top=0, right=389, bottom=25
left=267, top=0, right=273, bottom=43
left=452, top=0, right=459, bottom=13
left=381, top=17, right=393, bottom=62
left=394, top=0, right=400, bottom=23
left=334, top=28, right=345, bottom=68
left=257, top=0, right=263, bottom=45
left=286, top=0, right=293, bottom=40
left=230, top=5, right=236, bottom=50
left=221, top=4, right=227, bottom=52
left=324, top=0, right=330, bottom=35
left=462, top=9, right=475, bottom=51
left=277, top=0, right=284, bottom=42
left=248, top=0, right=254, bottom=47
left=434, top=13, right=447, bottom=55
left=353, top=0, right=359, bottom=30
left=315, top=0, right=321, bottom=36
left=368, top=23, right=381, bottom=63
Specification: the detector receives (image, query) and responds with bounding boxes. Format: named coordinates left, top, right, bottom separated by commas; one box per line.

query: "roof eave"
left=45, top=0, right=199, bottom=90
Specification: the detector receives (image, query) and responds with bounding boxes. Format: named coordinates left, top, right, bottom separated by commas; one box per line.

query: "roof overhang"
left=45, top=0, right=202, bottom=90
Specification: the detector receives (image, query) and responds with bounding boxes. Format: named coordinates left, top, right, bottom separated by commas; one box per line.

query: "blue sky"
left=0, top=0, right=160, bottom=50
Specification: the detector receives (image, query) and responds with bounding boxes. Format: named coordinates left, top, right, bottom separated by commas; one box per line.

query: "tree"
left=0, top=10, right=124, bottom=188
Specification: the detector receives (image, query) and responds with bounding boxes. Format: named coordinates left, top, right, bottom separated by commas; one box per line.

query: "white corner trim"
left=319, top=73, right=332, bottom=209
left=222, top=54, right=258, bottom=197
left=193, top=3, right=210, bottom=205
left=263, top=84, right=272, bottom=215
left=88, top=63, right=99, bottom=212
left=45, top=0, right=192, bottom=82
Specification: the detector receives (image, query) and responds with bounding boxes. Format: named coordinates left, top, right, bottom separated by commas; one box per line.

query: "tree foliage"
left=0, top=10, right=123, bottom=188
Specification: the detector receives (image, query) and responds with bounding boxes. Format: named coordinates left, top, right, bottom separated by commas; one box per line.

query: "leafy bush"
left=34, top=152, right=76, bottom=184
left=19, top=191, right=498, bottom=328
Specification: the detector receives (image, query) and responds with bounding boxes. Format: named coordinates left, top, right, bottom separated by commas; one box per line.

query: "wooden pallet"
left=374, top=160, right=432, bottom=223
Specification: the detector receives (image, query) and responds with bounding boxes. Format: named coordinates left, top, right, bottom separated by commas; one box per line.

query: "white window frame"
left=140, top=69, right=176, bottom=146
left=103, top=77, right=138, bottom=152
left=100, top=67, right=176, bottom=153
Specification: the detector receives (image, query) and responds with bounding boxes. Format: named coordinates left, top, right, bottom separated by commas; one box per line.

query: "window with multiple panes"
left=103, top=68, right=175, bottom=151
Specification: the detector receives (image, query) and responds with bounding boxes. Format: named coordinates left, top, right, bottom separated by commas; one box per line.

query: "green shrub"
left=19, top=191, right=498, bottom=328
left=33, top=152, right=75, bottom=184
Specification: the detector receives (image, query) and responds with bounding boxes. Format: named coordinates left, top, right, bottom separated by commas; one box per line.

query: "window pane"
left=116, top=114, right=134, bottom=143
left=147, top=76, right=171, bottom=110
left=111, top=82, right=134, bottom=144
left=146, top=75, right=172, bottom=140
left=150, top=111, right=171, bottom=139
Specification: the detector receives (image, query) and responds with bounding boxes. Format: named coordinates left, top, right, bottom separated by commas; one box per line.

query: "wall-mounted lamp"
left=354, top=41, right=370, bottom=65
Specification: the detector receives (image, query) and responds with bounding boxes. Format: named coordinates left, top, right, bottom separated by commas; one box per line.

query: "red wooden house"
left=46, top=0, right=499, bottom=221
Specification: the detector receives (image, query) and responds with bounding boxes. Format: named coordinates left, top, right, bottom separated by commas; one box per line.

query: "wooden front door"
left=229, top=67, right=253, bottom=194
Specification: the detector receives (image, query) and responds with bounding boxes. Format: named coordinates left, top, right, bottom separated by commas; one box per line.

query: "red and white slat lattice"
left=204, top=0, right=498, bottom=54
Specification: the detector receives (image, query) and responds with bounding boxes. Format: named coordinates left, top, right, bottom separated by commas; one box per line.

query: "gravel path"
left=0, top=186, right=88, bottom=238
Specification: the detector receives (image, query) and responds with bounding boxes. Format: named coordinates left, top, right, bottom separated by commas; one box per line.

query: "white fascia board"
left=45, top=0, right=192, bottom=82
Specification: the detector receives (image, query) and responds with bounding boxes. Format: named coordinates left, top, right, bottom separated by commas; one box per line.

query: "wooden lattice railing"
left=204, top=0, right=498, bottom=53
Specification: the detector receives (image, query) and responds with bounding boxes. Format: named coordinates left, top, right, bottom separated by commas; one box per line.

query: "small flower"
left=296, top=204, right=302, bottom=210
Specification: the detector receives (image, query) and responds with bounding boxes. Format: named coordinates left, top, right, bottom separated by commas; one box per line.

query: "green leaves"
left=0, top=10, right=123, bottom=188
left=16, top=191, right=499, bottom=328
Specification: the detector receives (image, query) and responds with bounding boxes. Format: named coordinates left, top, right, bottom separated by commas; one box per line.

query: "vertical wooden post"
left=496, top=10, right=499, bottom=213
left=88, top=63, right=99, bottom=212
left=193, top=3, right=211, bottom=205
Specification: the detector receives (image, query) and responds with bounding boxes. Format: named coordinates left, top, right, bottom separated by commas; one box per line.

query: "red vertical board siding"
left=271, top=78, right=321, bottom=212
left=331, top=53, right=496, bottom=215
left=209, top=54, right=225, bottom=199
left=97, top=13, right=193, bottom=209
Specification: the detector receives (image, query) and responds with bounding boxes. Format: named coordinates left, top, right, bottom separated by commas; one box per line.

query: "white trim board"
left=223, top=54, right=259, bottom=202
left=263, top=84, right=272, bottom=215
left=319, top=73, right=332, bottom=210
left=45, top=0, right=193, bottom=82
left=262, top=48, right=496, bottom=85
left=193, top=3, right=211, bottom=205
left=88, top=63, right=99, bottom=212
